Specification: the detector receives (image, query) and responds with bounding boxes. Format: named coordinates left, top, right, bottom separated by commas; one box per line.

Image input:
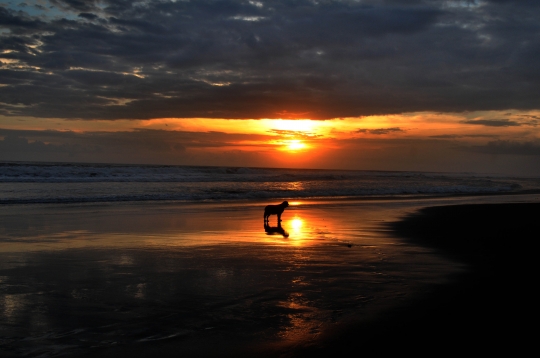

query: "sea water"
left=1, top=161, right=539, bottom=204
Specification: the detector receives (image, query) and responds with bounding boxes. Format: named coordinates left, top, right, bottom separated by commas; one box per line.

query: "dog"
left=264, top=201, right=289, bottom=223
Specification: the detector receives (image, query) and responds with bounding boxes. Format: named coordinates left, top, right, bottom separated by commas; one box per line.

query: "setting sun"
left=286, top=140, right=306, bottom=151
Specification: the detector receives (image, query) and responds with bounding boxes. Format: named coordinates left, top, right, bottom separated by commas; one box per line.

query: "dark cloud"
left=3, top=127, right=540, bottom=174
left=460, top=119, right=521, bottom=127
left=1, top=0, right=540, bottom=119
left=355, top=127, right=404, bottom=135
left=467, top=140, right=540, bottom=156
left=0, top=127, right=280, bottom=164
left=78, top=13, right=99, bottom=20
left=429, top=134, right=498, bottom=139
left=0, top=127, right=271, bottom=155
left=50, top=0, right=102, bottom=13
left=0, top=6, right=46, bottom=34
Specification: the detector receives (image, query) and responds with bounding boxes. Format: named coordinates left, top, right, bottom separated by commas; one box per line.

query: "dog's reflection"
left=264, top=222, right=289, bottom=238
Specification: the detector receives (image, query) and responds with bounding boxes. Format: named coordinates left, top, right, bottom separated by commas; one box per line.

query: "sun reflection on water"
left=283, top=216, right=306, bottom=246
left=277, top=291, right=321, bottom=343
left=291, top=218, right=303, bottom=230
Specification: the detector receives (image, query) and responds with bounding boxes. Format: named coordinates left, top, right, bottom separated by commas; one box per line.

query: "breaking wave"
left=0, top=162, right=538, bottom=204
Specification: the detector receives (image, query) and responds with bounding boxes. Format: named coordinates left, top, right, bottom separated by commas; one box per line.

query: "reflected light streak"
left=285, top=216, right=306, bottom=246
left=291, top=218, right=303, bottom=231
left=1, top=294, right=26, bottom=322
left=277, top=292, right=319, bottom=343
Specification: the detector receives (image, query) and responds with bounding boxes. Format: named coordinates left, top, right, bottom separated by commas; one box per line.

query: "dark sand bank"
left=293, top=202, right=539, bottom=356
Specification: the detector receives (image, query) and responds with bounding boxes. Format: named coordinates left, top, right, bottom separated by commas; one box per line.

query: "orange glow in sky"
left=272, top=119, right=315, bottom=133
left=2, top=110, right=540, bottom=174
left=4, top=112, right=538, bottom=142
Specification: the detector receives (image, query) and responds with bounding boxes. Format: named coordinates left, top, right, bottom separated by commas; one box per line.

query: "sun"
left=286, top=140, right=306, bottom=151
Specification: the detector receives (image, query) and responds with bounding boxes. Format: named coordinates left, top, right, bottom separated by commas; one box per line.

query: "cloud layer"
left=3, top=126, right=540, bottom=176
left=1, top=0, right=540, bottom=120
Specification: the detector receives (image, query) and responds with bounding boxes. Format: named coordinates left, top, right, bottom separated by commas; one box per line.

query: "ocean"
left=2, top=161, right=539, bottom=204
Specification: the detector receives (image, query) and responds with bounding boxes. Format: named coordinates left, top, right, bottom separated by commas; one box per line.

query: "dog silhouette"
left=264, top=201, right=289, bottom=223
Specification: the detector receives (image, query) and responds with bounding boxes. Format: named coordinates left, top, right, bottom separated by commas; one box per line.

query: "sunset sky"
left=1, top=0, right=540, bottom=175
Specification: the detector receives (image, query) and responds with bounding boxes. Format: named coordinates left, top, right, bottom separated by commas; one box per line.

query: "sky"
left=1, top=0, right=540, bottom=175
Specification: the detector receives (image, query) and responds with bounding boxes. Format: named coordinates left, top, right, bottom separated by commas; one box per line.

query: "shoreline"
left=2, top=188, right=540, bottom=206
left=0, top=189, right=540, bottom=210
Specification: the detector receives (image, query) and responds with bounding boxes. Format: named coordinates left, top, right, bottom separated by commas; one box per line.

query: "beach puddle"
left=0, top=200, right=463, bottom=356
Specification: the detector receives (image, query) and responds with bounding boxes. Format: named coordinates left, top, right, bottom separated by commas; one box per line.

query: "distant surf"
left=1, top=161, right=539, bottom=204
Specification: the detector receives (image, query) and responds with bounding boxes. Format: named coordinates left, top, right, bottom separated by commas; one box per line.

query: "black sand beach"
left=1, top=198, right=538, bottom=357
left=293, top=202, right=539, bottom=356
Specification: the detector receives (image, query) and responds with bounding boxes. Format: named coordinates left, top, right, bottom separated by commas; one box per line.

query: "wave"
left=0, top=162, right=335, bottom=183
left=1, top=161, right=538, bottom=205
left=0, top=162, right=516, bottom=183
left=0, top=181, right=530, bottom=205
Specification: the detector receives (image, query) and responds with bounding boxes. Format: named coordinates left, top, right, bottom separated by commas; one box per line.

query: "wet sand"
left=0, top=196, right=538, bottom=356
left=293, top=201, right=539, bottom=355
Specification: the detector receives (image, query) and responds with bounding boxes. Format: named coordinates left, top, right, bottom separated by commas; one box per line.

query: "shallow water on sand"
left=3, top=196, right=532, bottom=356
